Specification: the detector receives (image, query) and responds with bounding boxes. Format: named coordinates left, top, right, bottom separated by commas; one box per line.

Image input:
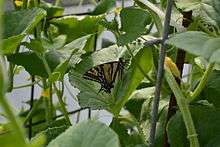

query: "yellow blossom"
left=164, top=57, right=180, bottom=78
left=14, top=0, right=23, bottom=7
left=41, top=88, right=50, bottom=98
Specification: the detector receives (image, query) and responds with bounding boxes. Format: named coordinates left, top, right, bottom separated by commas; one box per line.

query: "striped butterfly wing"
left=83, top=61, right=122, bottom=93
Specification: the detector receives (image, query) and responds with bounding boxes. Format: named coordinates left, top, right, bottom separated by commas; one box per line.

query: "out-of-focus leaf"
left=38, top=126, right=68, bottom=145
left=167, top=105, right=220, bottom=146
left=7, top=51, right=62, bottom=77
left=1, top=34, right=24, bottom=55
left=91, top=0, right=116, bottom=15
left=202, top=70, right=220, bottom=107
left=47, top=120, right=120, bottom=147
left=40, top=1, right=64, bottom=18
left=175, top=0, right=220, bottom=27
left=167, top=31, right=220, bottom=63
left=42, top=35, right=67, bottom=50
left=23, top=39, right=46, bottom=54
left=50, top=16, right=103, bottom=43
left=3, top=8, right=46, bottom=38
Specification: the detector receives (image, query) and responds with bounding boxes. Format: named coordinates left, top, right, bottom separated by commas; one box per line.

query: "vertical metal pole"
left=148, top=0, right=173, bottom=146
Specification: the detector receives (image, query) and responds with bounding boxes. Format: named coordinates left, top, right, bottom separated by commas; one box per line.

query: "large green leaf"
left=91, top=0, right=116, bottom=15
left=201, top=70, right=220, bottom=107
left=3, top=8, right=46, bottom=38
left=7, top=51, right=62, bottom=77
left=38, top=126, right=68, bottom=145
left=112, top=47, right=153, bottom=115
left=47, top=120, right=120, bottom=147
left=125, top=87, right=155, bottom=120
left=1, top=34, right=24, bottom=55
left=50, top=16, right=102, bottom=48
left=41, top=35, right=67, bottom=50
left=167, top=105, right=220, bottom=146
left=175, top=0, right=220, bottom=26
left=40, top=1, right=64, bottom=18
left=69, top=72, right=113, bottom=110
left=1, top=8, right=46, bottom=55
left=110, top=118, right=145, bottom=147
left=74, top=45, right=125, bottom=74
left=167, top=31, right=220, bottom=63
left=118, top=7, right=151, bottom=45
left=68, top=45, right=124, bottom=110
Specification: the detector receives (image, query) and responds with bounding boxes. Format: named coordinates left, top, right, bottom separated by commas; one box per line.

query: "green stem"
left=165, top=68, right=200, bottom=147
left=41, top=56, right=71, bottom=125
left=53, top=83, right=72, bottom=125
left=7, top=63, right=15, bottom=92
left=48, top=84, right=53, bottom=123
left=0, top=66, right=27, bottom=147
left=190, top=63, right=214, bottom=102
left=23, top=98, right=42, bottom=125
left=13, top=79, right=41, bottom=89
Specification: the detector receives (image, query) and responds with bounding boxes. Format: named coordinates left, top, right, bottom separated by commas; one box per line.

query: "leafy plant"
left=1, top=0, right=220, bottom=147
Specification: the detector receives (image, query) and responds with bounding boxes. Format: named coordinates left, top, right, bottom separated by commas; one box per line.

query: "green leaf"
left=167, top=31, right=220, bottom=63
left=40, top=1, right=64, bottom=18
left=23, top=39, right=46, bottom=54
left=69, top=71, right=113, bottom=110
left=7, top=51, right=62, bottom=77
left=175, top=0, right=201, bottom=11
left=74, top=45, right=125, bottom=74
left=68, top=45, right=125, bottom=110
left=1, top=34, right=25, bottom=55
left=175, top=0, right=220, bottom=26
left=48, top=60, right=69, bottom=83
left=118, top=7, right=151, bottom=45
left=167, top=105, right=220, bottom=146
left=113, top=47, right=153, bottom=115
left=91, top=0, right=116, bottom=15
left=201, top=70, right=220, bottom=107
left=39, top=126, right=68, bottom=145
left=47, top=120, right=120, bottom=147
left=110, top=118, right=145, bottom=147
left=42, top=35, right=67, bottom=50
left=3, top=8, right=46, bottom=38
left=125, top=87, right=155, bottom=120
left=59, top=35, right=92, bottom=68
left=50, top=16, right=102, bottom=43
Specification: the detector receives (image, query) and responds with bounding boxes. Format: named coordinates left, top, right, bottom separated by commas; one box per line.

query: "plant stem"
left=13, top=79, right=41, bottom=89
left=165, top=68, right=200, bottom=147
left=28, top=76, right=35, bottom=140
left=53, top=83, right=72, bottom=125
left=190, top=63, right=214, bottom=102
left=148, top=0, right=173, bottom=146
left=0, top=66, right=27, bottom=147
left=163, top=10, right=192, bottom=147
left=41, top=56, right=71, bottom=125
left=88, top=108, right=91, bottom=119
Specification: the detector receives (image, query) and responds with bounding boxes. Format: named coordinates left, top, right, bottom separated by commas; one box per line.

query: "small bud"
left=164, top=57, right=180, bottom=78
